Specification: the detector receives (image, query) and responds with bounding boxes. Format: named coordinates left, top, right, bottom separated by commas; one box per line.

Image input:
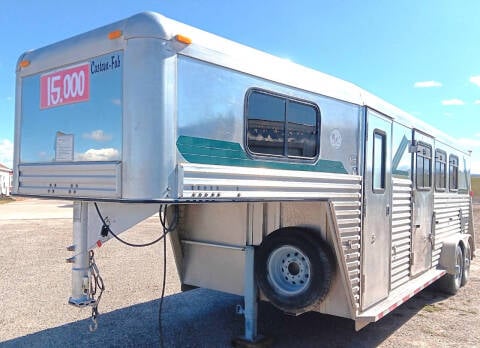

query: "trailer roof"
left=136, top=12, right=466, bottom=154
left=18, top=11, right=470, bottom=155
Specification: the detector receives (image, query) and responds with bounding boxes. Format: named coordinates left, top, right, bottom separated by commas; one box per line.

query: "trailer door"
left=410, top=131, right=434, bottom=276
left=362, top=109, right=392, bottom=310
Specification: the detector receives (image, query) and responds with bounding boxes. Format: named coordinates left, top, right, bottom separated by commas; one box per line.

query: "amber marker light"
left=19, top=60, right=30, bottom=68
left=175, top=34, right=192, bottom=45
left=108, top=29, right=123, bottom=40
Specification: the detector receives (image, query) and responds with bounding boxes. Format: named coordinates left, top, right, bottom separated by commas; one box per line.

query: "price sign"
left=40, top=63, right=90, bottom=109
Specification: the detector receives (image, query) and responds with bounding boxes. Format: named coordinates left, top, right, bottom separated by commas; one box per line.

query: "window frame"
left=449, top=154, right=459, bottom=192
left=372, top=129, right=387, bottom=193
left=415, top=142, right=432, bottom=191
left=244, top=88, right=320, bottom=162
left=434, top=149, right=447, bottom=192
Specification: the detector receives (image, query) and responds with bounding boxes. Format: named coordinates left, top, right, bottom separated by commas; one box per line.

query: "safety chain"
left=88, top=250, right=105, bottom=332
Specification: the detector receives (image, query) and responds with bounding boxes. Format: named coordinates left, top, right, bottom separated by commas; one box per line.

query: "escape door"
left=361, top=109, right=392, bottom=310
left=410, top=130, right=434, bottom=276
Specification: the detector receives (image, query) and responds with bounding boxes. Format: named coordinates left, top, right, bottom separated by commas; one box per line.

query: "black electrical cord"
left=159, top=219, right=167, bottom=348
left=93, top=202, right=178, bottom=347
left=93, top=203, right=178, bottom=247
left=156, top=205, right=178, bottom=348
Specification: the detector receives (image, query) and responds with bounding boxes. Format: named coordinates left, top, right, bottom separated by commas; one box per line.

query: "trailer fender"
left=438, top=234, right=471, bottom=275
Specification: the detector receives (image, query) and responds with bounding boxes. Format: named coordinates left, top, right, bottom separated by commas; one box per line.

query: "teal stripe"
left=177, top=136, right=348, bottom=174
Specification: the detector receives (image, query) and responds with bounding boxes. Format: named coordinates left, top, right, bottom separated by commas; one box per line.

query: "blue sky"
left=1, top=1, right=479, bottom=172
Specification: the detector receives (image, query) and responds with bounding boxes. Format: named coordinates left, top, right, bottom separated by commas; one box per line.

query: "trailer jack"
left=67, top=202, right=105, bottom=332
left=232, top=246, right=273, bottom=348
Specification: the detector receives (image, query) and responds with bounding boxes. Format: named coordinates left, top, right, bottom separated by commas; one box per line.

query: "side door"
left=410, top=130, right=434, bottom=276
left=361, top=109, right=392, bottom=310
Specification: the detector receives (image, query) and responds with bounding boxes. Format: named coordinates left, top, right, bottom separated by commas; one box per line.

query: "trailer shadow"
left=259, top=283, right=451, bottom=347
left=1, top=286, right=450, bottom=348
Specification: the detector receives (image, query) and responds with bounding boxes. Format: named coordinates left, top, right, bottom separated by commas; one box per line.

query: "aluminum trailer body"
left=14, top=12, right=475, bottom=342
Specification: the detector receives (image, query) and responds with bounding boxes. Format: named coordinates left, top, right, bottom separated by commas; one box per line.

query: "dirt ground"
left=0, top=200, right=479, bottom=347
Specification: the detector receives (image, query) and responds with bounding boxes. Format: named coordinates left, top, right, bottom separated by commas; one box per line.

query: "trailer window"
left=372, top=130, right=386, bottom=192
left=435, top=149, right=447, bottom=191
left=458, top=157, right=469, bottom=194
left=416, top=143, right=432, bottom=190
left=449, top=155, right=459, bottom=191
left=246, top=90, right=319, bottom=159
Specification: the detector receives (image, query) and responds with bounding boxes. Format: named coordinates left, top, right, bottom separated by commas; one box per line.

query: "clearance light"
left=108, top=29, right=123, bottom=40
left=175, top=34, right=192, bottom=45
left=19, top=60, right=30, bottom=68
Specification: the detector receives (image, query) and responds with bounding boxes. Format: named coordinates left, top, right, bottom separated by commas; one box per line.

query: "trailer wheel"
left=461, top=245, right=471, bottom=287
left=438, top=244, right=463, bottom=295
left=255, top=228, right=333, bottom=313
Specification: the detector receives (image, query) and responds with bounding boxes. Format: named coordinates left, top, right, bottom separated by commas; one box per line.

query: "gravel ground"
left=0, top=199, right=478, bottom=347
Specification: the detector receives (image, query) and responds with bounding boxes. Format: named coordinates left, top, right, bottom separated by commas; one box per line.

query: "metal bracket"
left=408, top=140, right=418, bottom=153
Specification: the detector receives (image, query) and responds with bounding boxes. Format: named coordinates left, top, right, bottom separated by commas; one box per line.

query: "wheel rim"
left=267, top=245, right=312, bottom=296
left=463, top=250, right=470, bottom=278
left=464, top=257, right=470, bottom=274
left=454, top=247, right=463, bottom=288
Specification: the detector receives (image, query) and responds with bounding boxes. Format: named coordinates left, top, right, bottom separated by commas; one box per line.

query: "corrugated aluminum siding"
left=17, top=162, right=122, bottom=199
left=179, top=163, right=361, bottom=200
left=333, top=198, right=362, bottom=308
left=390, top=178, right=412, bottom=290
left=432, top=193, right=471, bottom=266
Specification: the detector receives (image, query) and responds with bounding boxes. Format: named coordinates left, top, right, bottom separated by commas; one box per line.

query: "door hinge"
left=409, top=140, right=418, bottom=153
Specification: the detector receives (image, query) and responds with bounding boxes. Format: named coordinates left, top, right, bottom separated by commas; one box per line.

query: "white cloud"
left=0, top=139, right=13, bottom=168
left=414, top=81, right=442, bottom=88
left=474, top=100, right=480, bottom=104
left=457, top=137, right=480, bottom=149
left=469, top=76, right=480, bottom=87
left=82, top=130, right=112, bottom=142
left=111, top=99, right=121, bottom=106
left=441, top=99, right=465, bottom=106
left=77, top=148, right=119, bottom=161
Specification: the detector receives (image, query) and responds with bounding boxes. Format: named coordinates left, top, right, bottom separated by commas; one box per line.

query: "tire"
left=438, top=244, right=463, bottom=295
left=461, top=245, right=471, bottom=287
left=255, top=228, right=333, bottom=313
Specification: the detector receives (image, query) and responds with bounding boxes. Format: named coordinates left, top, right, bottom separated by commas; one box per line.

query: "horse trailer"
left=13, top=12, right=475, bottom=345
